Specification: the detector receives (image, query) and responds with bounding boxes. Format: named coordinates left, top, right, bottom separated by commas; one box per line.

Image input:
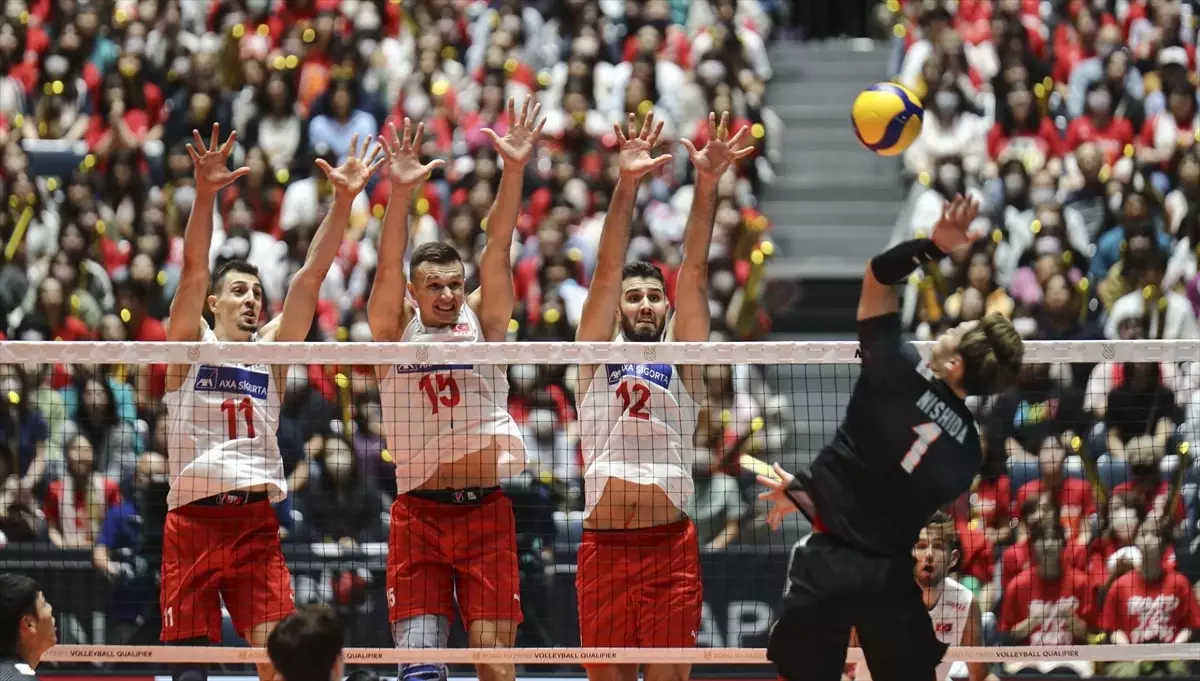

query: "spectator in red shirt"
left=8, top=276, right=93, bottom=342
left=988, top=82, right=1065, bottom=174
left=1001, top=493, right=1092, bottom=589
left=1102, top=524, right=1199, bottom=676
left=43, top=434, right=122, bottom=548
left=1013, top=433, right=1097, bottom=542
left=1110, top=436, right=1186, bottom=527
left=974, top=431, right=1013, bottom=546
left=999, top=519, right=1094, bottom=646
left=1065, top=81, right=1135, bottom=166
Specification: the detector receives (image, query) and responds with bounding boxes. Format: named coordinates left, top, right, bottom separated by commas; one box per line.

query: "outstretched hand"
left=187, top=123, right=249, bottom=191
left=379, top=118, right=447, bottom=190
left=615, top=111, right=673, bottom=181
left=930, top=194, right=982, bottom=253
left=682, top=111, right=755, bottom=180
left=483, top=95, right=546, bottom=166
left=316, top=133, right=384, bottom=199
left=756, top=463, right=800, bottom=531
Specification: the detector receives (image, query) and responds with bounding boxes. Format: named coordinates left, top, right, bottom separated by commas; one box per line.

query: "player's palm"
left=682, top=111, right=756, bottom=179
left=484, top=95, right=545, bottom=166
left=757, top=463, right=799, bottom=530
left=615, top=111, right=673, bottom=181
left=187, top=123, right=249, bottom=191
left=930, top=195, right=981, bottom=253
left=380, top=118, right=447, bottom=190
left=317, top=133, right=384, bottom=198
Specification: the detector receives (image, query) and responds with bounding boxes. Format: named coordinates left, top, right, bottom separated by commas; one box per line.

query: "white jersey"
left=855, top=577, right=974, bottom=681
left=578, top=340, right=699, bottom=516
left=377, top=304, right=526, bottom=493
left=163, top=326, right=286, bottom=510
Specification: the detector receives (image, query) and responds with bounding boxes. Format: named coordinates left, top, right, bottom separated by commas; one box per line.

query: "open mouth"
left=434, top=302, right=456, bottom=315
left=241, top=310, right=257, bottom=324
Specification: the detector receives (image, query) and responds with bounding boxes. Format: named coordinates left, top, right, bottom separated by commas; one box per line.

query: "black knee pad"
left=169, top=637, right=209, bottom=681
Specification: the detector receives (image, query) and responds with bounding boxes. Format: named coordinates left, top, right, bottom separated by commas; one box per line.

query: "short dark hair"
left=0, top=574, right=41, bottom=654
left=1029, top=517, right=1066, bottom=545
left=267, top=606, right=345, bottom=681
left=957, top=313, right=1024, bottom=396
left=209, top=259, right=260, bottom=295
left=621, top=261, right=665, bottom=285
left=410, top=242, right=463, bottom=273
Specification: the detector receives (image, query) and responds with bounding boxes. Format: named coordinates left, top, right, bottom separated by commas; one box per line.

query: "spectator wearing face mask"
left=1136, top=79, right=1200, bottom=194
left=297, top=435, right=384, bottom=547
left=1067, top=26, right=1144, bottom=119
left=987, top=82, right=1065, bottom=176
left=43, top=434, right=122, bottom=549
left=903, top=82, right=988, bottom=178
left=908, top=155, right=985, bottom=239
left=1012, top=433, right=1096, bottom=543
left=1089, top=187, right=1173, bottom=287
left=1164, top=208, right=1200, bottom=294
left=1066, top=81, right=1135, bottom=168
left=1062, top=143, right=1117, bottom=241
left=1105, top=249, right=1200, bottom=340
left=1000, top=494, right=1091, bottom=591
left=1109, top=434, right=1187, bottom=529
left=1102, top=523, right=1199, bottom=674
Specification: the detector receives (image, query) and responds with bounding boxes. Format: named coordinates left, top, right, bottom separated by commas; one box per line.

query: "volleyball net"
left=1, top=339, right=1199, bottom=676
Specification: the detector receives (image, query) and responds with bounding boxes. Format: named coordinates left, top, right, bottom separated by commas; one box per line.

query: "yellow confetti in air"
left=504, top=58, right=518, bottom=74
left=750, top=416, right=764, bottom=432
left=372, top=204, right=385, bottom=219
left=507, top=319, right=519, bottom=334
left=637, top=100, right=654, bottom=116
left=1030, top=219, right=1041, bottom=234
left=760, top=241, right=775, bottom=256
left=751, top=123, right=765, bottom=139
left=70, top=295, right=81, bottom=312
left=284, top=55, right=299, bottom=69
left=893, top=24, right=906, bottom=38
left=415, top=198, right=430, bottom=215
left=917, top=171, right=930, bottom=186
left=302, top=28, right=316, bottom=43
left=51, top=80, right=64, bottom=95
left=8, top=391, right=20, bottom=405
left=1033, top=83, right=1045, bottom=98
left=750, top=250, right=764, bottom=265
left=276, top=169, right=290, bottom=184
left=336, top=326, right=349, bottom=341
left=544, top=308, right=560, bottom=324
left=46, top=177, right=59, bottom=192
left=115, top=8, right=127, bottom=23
left=96, top=219, right=107, bottom=235
left=886, top=0, right=900, bottom=12
left=1142, top=285, right=1155, bottom=300
left=1078, top=278, right=1089, bottom=291
left=480, top=217, right=489, bottom=232
left=232, top=23, right=246, bottom=38
left=431, top=80, right=449, bottom=97
left=381, top=449, right=393, bottom=464
left=12, top=114, right=23, bottom=128
left=257, top=24, right=270, bottom=37
left=335, top=373, right=350, bottom=389
left=157, top=271, right=168, bottom=286
left=1124, top=144, right=1134, bottom=158
left=441, top=46, right=457, bottom=60
left=537, top=71, right=551, bottom=87
left=272, top=55, right=287, bottom=70
left=1070, top=436, right=1082, bottom=452
left=1179, top=441, right=1190, bottom=455
left=120, top=308, right=132, bottom=323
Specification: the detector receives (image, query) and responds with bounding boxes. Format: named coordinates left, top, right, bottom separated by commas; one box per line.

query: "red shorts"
left=386, top=491, right=524, bottom=626
left=576, top=518, right=702, bottom=649
left=160, top=500, right=295, bottom=642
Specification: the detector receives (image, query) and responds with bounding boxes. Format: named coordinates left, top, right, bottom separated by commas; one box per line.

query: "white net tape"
left=2, top=339, right=1198, bottom=364
left=37, top=643, right=1200, bottom=664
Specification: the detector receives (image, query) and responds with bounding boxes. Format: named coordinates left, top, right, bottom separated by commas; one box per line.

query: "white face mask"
left=1003, top=174, right=1026, bottom=196
left=1087, top=90, right=1112, bottom=114
left=937, top=164, right=962, bottom=187
left=934, top=90, right=960, bottom=113
left=348, top=321, right=372, bottom=342
left=0, top=376, right=19, bottom=396
left=1112, top=507, right=1138, bottom=540
left=1029, top=188, right=1057, bottom=206
left=711, top=269, right=736, bottom=298
left=508, top=364, right=537, bottom=393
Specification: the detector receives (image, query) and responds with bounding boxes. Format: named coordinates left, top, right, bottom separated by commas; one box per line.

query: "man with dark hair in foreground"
left=758, top=196, right=1025, bottom=681
left=0, top=574, right=56, bottom=680
left=266, top=606, right=345, bottom=681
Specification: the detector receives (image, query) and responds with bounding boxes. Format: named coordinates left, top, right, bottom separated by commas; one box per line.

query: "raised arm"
left=673, top=112, right=754, bottom=343
left=575, top=112, right=673, bottom=343
left=857, top=195, right=980, bottom=323
left=367, top=119, right=446, bottom=342
left=167, top=123, right=248, bottom=342
left=468, top=96, right=546, bottom=342
left=262, top=134, right=383, bottom=343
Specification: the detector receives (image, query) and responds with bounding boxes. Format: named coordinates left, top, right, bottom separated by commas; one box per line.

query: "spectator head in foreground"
left=618, top=260, right=669, bottom=342
left=208, top=259, right=263, bottom=342
left=408, top=241, right=466, bottom=328
left=928, top=312, right=1025, bottom=396
left=913, top=511, right=958, bottom=591
left=1030, top=518, right=1066, bottom=580
left=266, top=606, right=345, bottom=681
left=0, top=574, right=56, bottom=666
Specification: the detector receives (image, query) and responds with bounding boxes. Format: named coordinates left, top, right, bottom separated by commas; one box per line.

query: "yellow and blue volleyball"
left=851, top=83, right=924, bottom=156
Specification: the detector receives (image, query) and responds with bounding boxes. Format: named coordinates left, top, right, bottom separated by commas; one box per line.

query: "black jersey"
left=795, top=313, right=982, bottom=557
left=0, top=655, right=37, bottom=681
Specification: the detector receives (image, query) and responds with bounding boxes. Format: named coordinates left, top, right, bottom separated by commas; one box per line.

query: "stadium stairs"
left=762, top=39, right=906, bottom=335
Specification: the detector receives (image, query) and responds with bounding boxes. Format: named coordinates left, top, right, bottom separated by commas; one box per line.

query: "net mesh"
left=1, top=340, right=1199, bottom=677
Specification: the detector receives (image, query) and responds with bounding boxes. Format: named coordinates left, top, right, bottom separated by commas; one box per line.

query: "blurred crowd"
left=0, top=0, right=791, bottom=622
left=886, top=0, right=1200, bottom=671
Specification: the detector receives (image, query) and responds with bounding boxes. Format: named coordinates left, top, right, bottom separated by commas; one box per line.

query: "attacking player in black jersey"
left=757, top=195, right=1024, bottom=681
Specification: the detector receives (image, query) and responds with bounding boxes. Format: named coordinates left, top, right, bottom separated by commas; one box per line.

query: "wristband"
left=869, top=239, right=945, bottom=285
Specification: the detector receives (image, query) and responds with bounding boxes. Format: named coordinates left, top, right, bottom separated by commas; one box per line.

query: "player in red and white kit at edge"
left=368, top=100, right=543, bottom=681
left=850, top=513, right=998, bottom=681
left=575, top=111, right=755, bottom=681
left=162, top=124, right=383, bottom=681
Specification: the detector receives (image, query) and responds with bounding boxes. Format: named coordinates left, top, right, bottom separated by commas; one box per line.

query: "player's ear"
left=406, top=280, right=416, bottom=300
left=950, top=548, right=960, bottom=570
left=944, top=353, right=965, bottom=386
left=206, top=293, right=218, bottom=315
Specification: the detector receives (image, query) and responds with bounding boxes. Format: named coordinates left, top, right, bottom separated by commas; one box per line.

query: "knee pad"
left=170, top=637, right=209, bottom=681
left=393, top=615, right=450, bottom=681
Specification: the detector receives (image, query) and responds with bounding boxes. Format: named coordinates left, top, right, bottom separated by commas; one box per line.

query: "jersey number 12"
left=221, top=398, right=256, bottom=439
left=616, top=382, right=651, bottom=420
left=902, top=422, right=943, bottom=474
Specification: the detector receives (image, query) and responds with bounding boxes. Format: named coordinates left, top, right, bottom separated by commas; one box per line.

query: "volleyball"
left=851, top=83, right=924, bottom=156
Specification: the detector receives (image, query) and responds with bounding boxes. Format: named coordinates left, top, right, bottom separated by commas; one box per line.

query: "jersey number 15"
left=419, top=373, right=461, bottom=414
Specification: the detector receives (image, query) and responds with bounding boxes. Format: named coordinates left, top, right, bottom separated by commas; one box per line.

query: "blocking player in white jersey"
left=574, top=112, right=754, bottom=681
left=850, top=513, right=999, bottom=681
left=161, top=125, right=381, bottom=681
left=368, top=101, right=542, bottom=681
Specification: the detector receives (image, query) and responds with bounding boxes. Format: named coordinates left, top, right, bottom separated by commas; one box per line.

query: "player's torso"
left=812, top=347, right=981, bottom=552
left=163, top=331, right=284, bottom=508
left=377, top=305, right=524, bottom=490
left=578, top=360, right=698, bottom=525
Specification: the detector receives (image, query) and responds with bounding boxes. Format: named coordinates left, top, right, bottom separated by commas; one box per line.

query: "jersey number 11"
left=901, top=422, right=943, bottom=474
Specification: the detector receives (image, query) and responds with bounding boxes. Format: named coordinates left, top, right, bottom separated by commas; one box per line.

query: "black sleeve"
left=857, top=313, right=907, bottom=367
